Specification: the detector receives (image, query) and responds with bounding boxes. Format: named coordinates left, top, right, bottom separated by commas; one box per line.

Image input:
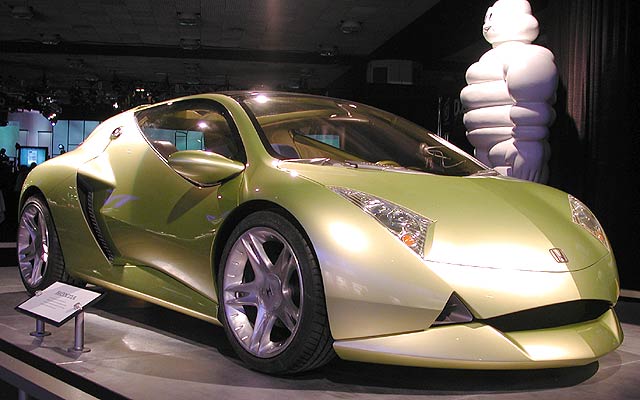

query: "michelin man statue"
left=460, top=0, right=557, bottom=183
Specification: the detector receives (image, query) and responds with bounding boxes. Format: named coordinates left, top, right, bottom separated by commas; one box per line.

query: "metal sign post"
left=68, top=305, right=91, bottom=353
left=29, top=318, right=51, bottom=338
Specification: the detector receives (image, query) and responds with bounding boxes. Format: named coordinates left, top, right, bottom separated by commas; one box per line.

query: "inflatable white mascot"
left=460, top=0, right=557, bottom=183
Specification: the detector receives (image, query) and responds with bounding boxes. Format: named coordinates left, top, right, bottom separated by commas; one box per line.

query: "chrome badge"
left=550, top=248, right=569, bottom=263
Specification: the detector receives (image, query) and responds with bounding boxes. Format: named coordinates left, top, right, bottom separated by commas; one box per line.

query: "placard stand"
left=16, top=282, right=105, bottom=353
left=68, top=305, right=90, bottom=353
left=29, top=319, right=51, bottom=338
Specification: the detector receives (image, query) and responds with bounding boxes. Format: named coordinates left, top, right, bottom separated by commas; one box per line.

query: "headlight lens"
left=330, top=187, right=433, bottom=258
left=568, top=195, right=608, bottom=248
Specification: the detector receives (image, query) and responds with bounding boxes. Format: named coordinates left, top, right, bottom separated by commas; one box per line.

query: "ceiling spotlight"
left=319, top=44, right=338, bottom=57
left=45, top=112, right=58, bottom=126
left=177, top=12, right=201, bottom=26
left=11, top=5, right=34, bottom=20
left=180, top=38, right=201, bottom=50
left=340, top=20, right=362, bottom=34
left=40, top=33, right=61, bottom=45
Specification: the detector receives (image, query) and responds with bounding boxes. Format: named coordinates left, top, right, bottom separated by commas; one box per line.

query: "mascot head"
left=483, top=0, right=539, bottom=46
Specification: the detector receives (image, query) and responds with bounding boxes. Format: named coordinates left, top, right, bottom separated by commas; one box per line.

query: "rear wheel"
left=218, top=211, right=334, bottom=374
left=17, top=196, right=82, bottom=294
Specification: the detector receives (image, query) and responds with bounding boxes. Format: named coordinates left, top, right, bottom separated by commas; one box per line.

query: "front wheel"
left=17, top=195, right=82, bottom=294
left=218, top=210, right=334, bottom=374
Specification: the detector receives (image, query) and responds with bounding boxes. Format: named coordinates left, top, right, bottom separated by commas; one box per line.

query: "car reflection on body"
left=17, top=92, right=622, bottom=374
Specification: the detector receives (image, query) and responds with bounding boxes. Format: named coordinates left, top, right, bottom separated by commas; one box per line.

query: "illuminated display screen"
left=19, top=147, right=48, bottom=166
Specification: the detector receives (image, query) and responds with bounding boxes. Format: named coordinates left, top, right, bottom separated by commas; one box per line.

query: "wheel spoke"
left=30, top=258, right=43, bottom=286
left=272, top=246, right=295, bottom=282
left=225, top=281, right=259, bottom=307
left=241, top=232, right=272, bottom=277
left=38, top=214, right=48, bottom=246
left=278, top=295, right=300, bottom=332
left=23, top=213, right=38, bottom=238
left=249, top=307, right=276, bottom=355
left=18, top=242, right=36, bottom=261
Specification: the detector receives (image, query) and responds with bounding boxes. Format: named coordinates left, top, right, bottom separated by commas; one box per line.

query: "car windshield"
left=241, top=93, right=488, bottom=177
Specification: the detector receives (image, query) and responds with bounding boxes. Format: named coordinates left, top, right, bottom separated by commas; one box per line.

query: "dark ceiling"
left=0, top=0, right=549, bottom=114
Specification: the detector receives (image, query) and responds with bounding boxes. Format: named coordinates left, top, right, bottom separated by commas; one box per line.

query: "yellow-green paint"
left=20, top=92, right=622, bottom=369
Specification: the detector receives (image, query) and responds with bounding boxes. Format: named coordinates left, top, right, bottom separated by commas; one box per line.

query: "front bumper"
left=333, top=308, right=622, bottom=369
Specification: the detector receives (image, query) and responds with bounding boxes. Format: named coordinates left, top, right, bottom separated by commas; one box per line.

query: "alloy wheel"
left=17, top=202, right=50, bottom=287
left=222, top=227, right=303, bottom=358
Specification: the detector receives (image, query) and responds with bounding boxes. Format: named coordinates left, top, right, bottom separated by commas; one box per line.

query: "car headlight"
left=568, top=195, right=609, bottom=248
left=330, top=187, right=433, bottom=258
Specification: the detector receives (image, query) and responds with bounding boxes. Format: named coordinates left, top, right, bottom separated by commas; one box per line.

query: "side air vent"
left=482, top=300, right=611, bottom=332
left=77, top=178, right=116, bottom=262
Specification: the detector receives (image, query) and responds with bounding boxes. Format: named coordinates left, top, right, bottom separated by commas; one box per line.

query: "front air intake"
left=77, top=178, right=116, bottom=262
left=431, top=292, right=474, bottom=326
left=483, top=300, right=611, bottom=332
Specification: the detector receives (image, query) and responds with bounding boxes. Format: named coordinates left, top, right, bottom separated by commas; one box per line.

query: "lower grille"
left=482, top=300, right=611, bottom=332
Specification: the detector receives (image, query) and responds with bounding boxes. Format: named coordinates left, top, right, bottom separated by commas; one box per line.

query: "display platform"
left=1, top=267, right=639, bottom=400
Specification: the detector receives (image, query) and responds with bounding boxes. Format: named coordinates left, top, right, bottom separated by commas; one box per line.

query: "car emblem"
left=549, top=248, right=569, bottom=263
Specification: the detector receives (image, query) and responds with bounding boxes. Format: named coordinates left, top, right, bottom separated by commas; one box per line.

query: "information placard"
left=16, top=282, right=104, bottom=327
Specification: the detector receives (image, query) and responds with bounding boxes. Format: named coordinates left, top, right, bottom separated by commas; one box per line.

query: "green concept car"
left=17, top=92, right=622, bottom=374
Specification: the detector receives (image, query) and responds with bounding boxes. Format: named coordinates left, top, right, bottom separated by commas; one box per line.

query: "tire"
left=218, top=210, right=335, bottom=374
left=17, top=195, right=84, bottom=294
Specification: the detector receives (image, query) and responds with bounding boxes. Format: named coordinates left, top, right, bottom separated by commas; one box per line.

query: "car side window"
left=134, top=99, right=246, bottom=163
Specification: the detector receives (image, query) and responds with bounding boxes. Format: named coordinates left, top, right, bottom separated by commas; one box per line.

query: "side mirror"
left=168, top=150, right=245, bottom=185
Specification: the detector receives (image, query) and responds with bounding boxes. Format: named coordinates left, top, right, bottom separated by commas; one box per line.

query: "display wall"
left=52, top=120, right=100, bottom=156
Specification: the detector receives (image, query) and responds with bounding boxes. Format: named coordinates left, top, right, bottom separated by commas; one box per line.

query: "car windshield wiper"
left=470, top=169, right=500, bottom=176
left=342, top=160, right=419, bottom=173
left=284, top=158, right=334, bottom=165
left=284, top=158, right=417, bottom=173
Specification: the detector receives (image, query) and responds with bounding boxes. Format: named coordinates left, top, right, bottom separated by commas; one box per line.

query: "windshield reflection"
left=243, top=94, right=488, bottom=177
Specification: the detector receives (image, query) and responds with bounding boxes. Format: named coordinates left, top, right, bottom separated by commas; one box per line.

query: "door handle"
left=111, top=127, right=123, bottom=140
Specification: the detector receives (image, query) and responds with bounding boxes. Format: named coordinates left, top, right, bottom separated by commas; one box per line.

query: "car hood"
left=278, top=161, right=608, bottom=272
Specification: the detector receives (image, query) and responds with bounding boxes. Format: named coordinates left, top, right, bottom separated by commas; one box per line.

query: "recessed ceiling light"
left=11, top=5, right=34, bottom=19
left=180, top=38, right=201, bottom=50
left=40, top=33, right=61, bottom=45
left=177, top=12, right=201, bottom=26
left=340, top=20, right=362, bottom=34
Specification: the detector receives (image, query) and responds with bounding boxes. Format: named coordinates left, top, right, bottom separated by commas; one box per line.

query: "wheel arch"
left=211, top=199, right=320, bottom=294
left=19, top=185, right=46, bottom=212
left=16, top=187, right=85, bottom=291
